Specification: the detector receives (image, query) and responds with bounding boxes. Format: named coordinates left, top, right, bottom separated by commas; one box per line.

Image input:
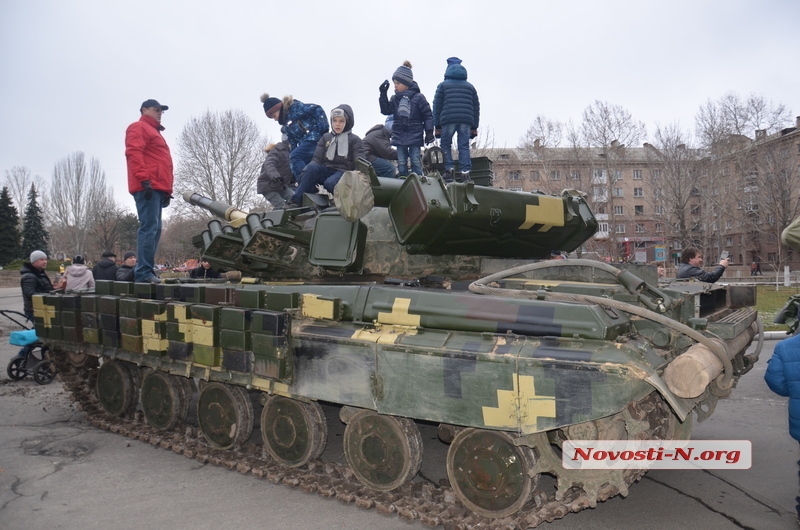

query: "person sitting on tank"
left=676, top=246, right=728, bottom=283
left=363, top=122, right=397, bottom=179
left=190, top=258, right=221, bottom=280
left=285, top=104, right=365, bottom=208
left=260, top=93, right=329, bottom=181
left=64, top=255, right=95, bottom=290
left=257, top=136, right=295, bottom=209
left=116, top=251, right=137, bottom=282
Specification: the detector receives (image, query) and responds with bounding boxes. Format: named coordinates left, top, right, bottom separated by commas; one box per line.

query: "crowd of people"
left=258, top=57, right=481, bottom=209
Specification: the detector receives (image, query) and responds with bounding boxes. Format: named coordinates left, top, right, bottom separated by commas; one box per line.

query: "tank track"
left=54, top=352, right=665, bottom=530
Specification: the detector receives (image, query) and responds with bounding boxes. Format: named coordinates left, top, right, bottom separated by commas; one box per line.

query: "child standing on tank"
left=379, top=61, right=434, bottom=178
left=433, top=57, right=480, bottom=182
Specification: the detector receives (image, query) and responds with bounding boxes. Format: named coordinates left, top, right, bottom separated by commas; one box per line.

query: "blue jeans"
left=291, top=163, right=343, bottom=204
left=262, top=188, right=294, bottom=209
left=396, top=145, right=422, bottom=176
left=370, top=157, right=397, bottom=179
left=441, top=123, right=472, bottom=173
left=133, top=189, right=163, bottom=281
left=289, top=139, right=317, bottom=180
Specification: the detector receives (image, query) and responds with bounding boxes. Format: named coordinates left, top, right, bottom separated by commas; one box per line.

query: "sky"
left=1, top=0, right=799, bottom=212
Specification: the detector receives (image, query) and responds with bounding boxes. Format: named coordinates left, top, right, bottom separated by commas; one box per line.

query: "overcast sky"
left=2, top=0, right=799, bottom=211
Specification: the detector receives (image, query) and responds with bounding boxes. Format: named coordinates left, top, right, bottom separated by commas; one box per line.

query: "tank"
left=35, top=158, right=762, bottom=527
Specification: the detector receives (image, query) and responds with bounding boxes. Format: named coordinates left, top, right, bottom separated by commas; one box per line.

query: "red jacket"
left=125, top=115, right=174, bottom=194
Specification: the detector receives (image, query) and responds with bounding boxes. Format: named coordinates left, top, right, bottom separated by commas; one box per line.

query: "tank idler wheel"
left=261, top=396, right=327, bottom=467
left=141, top=372, right=190, bottom=431
left=197, top=383, right=254, bottom=450
left=446, top=428, right=536, bottom=518
left=343, top=410, right=423, bottom=492
left=96, top=360, right=139, bottom=417
left=32, top=360, right=55, bottom=385
left=7, top=357, right=27, bottom=380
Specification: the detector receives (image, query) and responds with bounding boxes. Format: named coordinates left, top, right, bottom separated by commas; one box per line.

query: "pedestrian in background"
left=92, top=250, right=118, bottom=281
left=116, top=251, right=137, bottom=282
left=20, top=250, right=52, bottom=321
left=764, top=332, right=800, bottom=523
left=125, top=98, right=174, bottom=284
left=190, top=258, right=221, bottom=279
left=64, top=255, right=94, bottom=290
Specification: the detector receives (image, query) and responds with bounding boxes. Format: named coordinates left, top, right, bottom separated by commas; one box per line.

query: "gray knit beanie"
left=30, top=250, right=47, bottom=263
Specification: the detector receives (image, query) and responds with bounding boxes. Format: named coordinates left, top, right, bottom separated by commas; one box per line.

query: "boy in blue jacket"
left=764, top=332, right=800, bottom=522
left=433, top=57, right=480, bottom=182
left=379, top=61, right=434, bottom=177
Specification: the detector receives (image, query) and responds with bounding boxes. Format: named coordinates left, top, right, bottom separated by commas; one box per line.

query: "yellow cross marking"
left=517, top=197, right=565, bottom=231
left=482, top=374, right=556, bottom=433
left=377, top=298, right=421, bottom=327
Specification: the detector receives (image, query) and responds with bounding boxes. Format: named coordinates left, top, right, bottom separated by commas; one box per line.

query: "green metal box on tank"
left=38, top=157, right=763, bottom=526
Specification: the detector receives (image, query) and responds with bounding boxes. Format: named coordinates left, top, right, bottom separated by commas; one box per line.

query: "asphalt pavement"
left=0, top=287, right=797, bottom=529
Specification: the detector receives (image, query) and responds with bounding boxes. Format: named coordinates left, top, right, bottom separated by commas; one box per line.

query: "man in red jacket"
left=125, top=99, right=174, bottom=283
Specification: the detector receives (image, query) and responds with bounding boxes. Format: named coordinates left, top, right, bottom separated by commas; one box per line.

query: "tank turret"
left=186, top=158, right=598, bottom=279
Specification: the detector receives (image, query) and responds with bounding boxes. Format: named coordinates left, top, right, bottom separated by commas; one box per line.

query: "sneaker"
left=459, top=171, right=471, bottom=183
left=443, top=169, right=454, bottom=182
left=143, top=276, right=161, bottom=284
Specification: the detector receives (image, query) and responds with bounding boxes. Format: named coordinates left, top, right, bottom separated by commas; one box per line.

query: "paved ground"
left=0, top=287, right=797, bottom=529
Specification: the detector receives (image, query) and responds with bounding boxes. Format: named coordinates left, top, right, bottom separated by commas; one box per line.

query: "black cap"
left=123, top=251, right=136, bottom=260
left=102, top=250, right=116, bottom=258
left=140, top=99, right=169, bottom=111
left=73, top=255, right=85, bottom=265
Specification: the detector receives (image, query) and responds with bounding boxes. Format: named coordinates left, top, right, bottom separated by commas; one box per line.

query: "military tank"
left=35, top=158, right=762, bottom=527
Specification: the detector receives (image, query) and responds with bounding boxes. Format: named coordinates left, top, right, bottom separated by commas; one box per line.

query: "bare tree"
left=173, top=109, right=266, bottom=218
left=48, top=152, right=115, bottom=256
left=696, top=92, right=792, bottom=149
left=4, top=166, right=44, bottom=214
left=519, top=116, right=563, bottom=149
left=157, top=215, right=210, bottom=267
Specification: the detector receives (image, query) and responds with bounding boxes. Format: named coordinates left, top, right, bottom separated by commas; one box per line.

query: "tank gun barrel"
left=183, top=192, right=248, bottom=223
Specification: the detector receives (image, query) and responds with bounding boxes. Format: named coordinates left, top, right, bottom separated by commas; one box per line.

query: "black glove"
left=434, top=128, right=442, bottom=139
left=379, top=80, right=390, bottom=94
left=142, top=180, right=153, bottom=200
left=424, top=131, right=434, bottom=145
left=162, top=194, right=173, bottom=208
left=470, top=129, right=478, bottom=139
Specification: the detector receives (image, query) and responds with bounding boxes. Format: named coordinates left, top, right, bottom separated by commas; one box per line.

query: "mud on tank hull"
left=33, top=260, right=761, bottom=523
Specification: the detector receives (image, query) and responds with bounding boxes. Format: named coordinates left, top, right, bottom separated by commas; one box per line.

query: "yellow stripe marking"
left=377, top=298, right=421, bottom=327
left=482, top=374, right=556, bottom=432
left=518, top=197, right=565, bottom=231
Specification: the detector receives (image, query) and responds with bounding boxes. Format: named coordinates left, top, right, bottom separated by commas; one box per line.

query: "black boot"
left=443, top=169, right=454, bottom=182
left=459, top=171, right=471, bottom=183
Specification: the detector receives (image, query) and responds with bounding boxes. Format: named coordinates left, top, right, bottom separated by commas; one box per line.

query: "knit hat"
left=446, top=57, right=462, bottom=65
left=123, top=251, right=136, bottom=260
left=260, top=93, right=282, bottom=116
left=392, top=61, right=414, bottom=87
left=73, top=255, right=85, bottom=265
left=102, top=250, right=116, bottom=258
left=30, top=250, right=47, bottom=263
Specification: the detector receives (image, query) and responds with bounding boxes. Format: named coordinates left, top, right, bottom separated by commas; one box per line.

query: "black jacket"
left=676, top=263, right=726, bottom=283
left=93, top=258, right=118, bottom=281
left=190, top=265, right=221, bottom=279
left=116, top=264, right=135, bottom=282
left=363, top=124, right=397, bottom=162
left=20, top=262, right=53, bottom=317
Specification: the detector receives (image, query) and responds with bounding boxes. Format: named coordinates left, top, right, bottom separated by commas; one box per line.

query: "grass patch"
left=755, top=284, right=800, bottom=331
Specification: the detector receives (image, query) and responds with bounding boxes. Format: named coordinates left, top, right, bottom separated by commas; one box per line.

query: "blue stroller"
left=3, top=310, right=54, bottom=385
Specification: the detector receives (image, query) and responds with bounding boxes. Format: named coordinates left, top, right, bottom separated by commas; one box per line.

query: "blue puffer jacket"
left=379, top=82, right=433, bottom=147
left=765, top=333, right=800, bottom=441
left=280, top=97, right=329, bottom=149
left=432, top=63, right=480, bottom=129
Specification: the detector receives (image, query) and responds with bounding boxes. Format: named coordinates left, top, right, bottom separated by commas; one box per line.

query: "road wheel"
left=261, top=396, right=327, bottom=467
left=197, top=383, right=254, bottom=449
left=141, top=372, right=190, bottom=431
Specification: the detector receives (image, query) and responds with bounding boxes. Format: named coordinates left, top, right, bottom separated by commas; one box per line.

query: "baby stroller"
left=3, top=310, right=54, bottom=385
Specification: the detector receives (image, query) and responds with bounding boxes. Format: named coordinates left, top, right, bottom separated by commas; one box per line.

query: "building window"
left=633, top=188, right=643, bottom=197
left=651, top=169, right=661, bottom=179
left=615, top=224, right=626, bottom=234
left=725, top=219, right=733, bottom=229
left=654, top=205, right=664, bottom=215
left=613, top=188, right=624, bottom=197
left=635, top=223, right=645, bottom=233
left=691, top=205, right=700, bottom=215
left=570, top=170, right=581, bottom=180
left=592, top=169, right=607, bottom=184
left=598, top=222, right=609, bottom=232
left=612, top=170, right=622, bottom=181
left=509, top=170, right=521, bottom=181
left=593, top=187, right=608, bottom=202
left=530, top=170, right=540, bottom=181
left=596, top=204, right=606, bottom=214
left=550, top=170, right=560, bottom=181
left=633, top=169, right=643, bottom=180
left=655, top=223, right=663, bottom=233
left=614, top=205, right=624, bottom=215
left=635, top=205, right=644, bottom=215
